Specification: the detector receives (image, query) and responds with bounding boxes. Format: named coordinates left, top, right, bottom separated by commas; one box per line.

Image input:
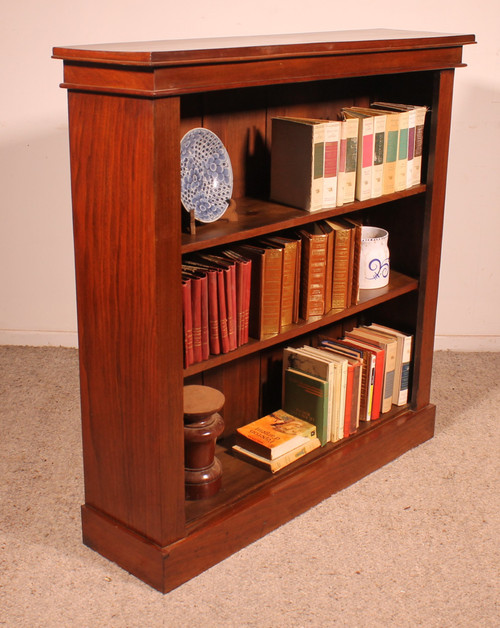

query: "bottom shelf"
left=81, top=403, right=435, bottom=593
left=185, top=404, right=419, bottom=527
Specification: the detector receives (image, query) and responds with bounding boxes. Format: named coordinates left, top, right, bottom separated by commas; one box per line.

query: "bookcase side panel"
left=68, top=92, right=185, bottom=546
left=413, top=69, right=456, bottom=409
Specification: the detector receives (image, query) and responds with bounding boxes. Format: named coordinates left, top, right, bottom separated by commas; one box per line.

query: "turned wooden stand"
left=183, top=385, right=225, bottom=500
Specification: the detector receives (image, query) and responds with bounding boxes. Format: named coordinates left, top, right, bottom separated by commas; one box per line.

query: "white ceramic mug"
left=359, top=226, right=390, bottom=289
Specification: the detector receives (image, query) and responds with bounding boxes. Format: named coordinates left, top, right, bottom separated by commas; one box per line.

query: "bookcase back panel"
left=202, top=354, right=261, bottom=437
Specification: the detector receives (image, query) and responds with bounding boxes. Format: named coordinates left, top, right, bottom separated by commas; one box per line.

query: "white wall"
left=1, top=1, right=499, bottom=350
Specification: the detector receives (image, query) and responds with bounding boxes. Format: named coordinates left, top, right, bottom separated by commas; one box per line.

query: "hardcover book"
left=298, top=223, right=329, bottom=319
left=337, top=116, right=359, bottom=205
left=270, top=117, right=326, bottom=211
left=342, top=109, right=374, bottom=201
left=266, top=235, right=301, bottom=328
left=236, top=243, right=283, bottom=339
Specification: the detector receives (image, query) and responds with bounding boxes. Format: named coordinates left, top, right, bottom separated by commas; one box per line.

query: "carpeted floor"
left=0, top=347, right=499, bottom=627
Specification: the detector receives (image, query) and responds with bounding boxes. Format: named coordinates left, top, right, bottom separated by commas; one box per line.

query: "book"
left=323, top=120, right=341, bottom=208
left=222, top=249, right=252, bottom=346
left=299, top=346, right=348, bottom=442
left=368, top=323, right=413, bottom=405
left=283, top=346, right=336, bottom=443
left=270, top=116, right=326, bottom=211
left=347, top=107, right=387, bottom=198
left=235, top=409, right=318, bottom=460
left=394, top=109, right=409, bottom=191
left=337, top=116, right=359, bottom=205
left=181, top=276, right=194, bottom=367
left=182, top=259, right=222, bottom=356
left=298, top=223, right=329, bottom=319
left=283, top=367, right=329, bottom=446
left=346, top=327, right=397, bottom=414
left=371, top=102, right=428, bottom=186
left=264, top=236, right=300, bottom=329
left=319, top=338, right=363, bottom=435
left=324, top=219, right=354, bottom=311
left=199, top=254, right=238, bottom=351
left=232, top=436, right=321, bottom=473
left=342, top=109, right=374, bottom=201
left=318, top=221, right=334, bottom=314
left=181, top=269, right=203, bottom=363
left=341, top=335, right=384, bottom=420
left=338, top=217, right=362, bottom=307
left=236, top=242, right=283, bottom=339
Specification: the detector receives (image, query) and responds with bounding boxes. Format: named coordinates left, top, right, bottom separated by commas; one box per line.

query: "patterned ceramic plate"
left=180, top=128, right=233, bottom=223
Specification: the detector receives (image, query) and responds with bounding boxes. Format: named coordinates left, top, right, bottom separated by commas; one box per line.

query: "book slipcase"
left=53, top=29, right=475, bottom=593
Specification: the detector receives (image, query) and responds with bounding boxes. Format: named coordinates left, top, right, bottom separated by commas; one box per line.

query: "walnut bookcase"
left=53, top=29, right=475, bottom=593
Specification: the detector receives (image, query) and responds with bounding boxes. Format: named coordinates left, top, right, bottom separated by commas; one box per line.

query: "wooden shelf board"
left=181, top=185, right=426, bottom=254
left=183, top=270, right=418, bottom=377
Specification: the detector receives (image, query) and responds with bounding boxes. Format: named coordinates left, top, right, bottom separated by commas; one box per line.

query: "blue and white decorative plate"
left=180, top=128, right=233, bottom=223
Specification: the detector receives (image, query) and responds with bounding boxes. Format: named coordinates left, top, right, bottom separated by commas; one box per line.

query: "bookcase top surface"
left=53, top=29, right=475, bottom=67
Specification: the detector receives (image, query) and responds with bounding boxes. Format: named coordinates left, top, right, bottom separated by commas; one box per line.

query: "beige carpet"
left=1, top=347, right=499, bottom=627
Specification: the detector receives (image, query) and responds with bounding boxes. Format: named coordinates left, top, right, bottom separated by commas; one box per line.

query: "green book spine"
left=283, top=368, right=329, bottom=445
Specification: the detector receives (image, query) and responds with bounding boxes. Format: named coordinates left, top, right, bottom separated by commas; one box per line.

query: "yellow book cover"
left=235, top=409, right=317, bottom=460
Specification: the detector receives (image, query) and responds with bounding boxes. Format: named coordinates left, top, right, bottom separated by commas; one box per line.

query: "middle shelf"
left=184, top=269, right=418, bottom=376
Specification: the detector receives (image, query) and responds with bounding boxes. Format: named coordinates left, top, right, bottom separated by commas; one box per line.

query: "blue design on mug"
left=368, top=257, right=390, bottom=280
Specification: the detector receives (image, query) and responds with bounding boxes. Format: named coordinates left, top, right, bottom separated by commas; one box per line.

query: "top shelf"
left=52, top=30, right=476, bottom=67
left=181, top=185, right=426, bottom=254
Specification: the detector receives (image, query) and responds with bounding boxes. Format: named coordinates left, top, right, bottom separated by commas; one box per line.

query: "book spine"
left=355, top=116, right=374, bottom=201
left=280, top=243, right=297, bottom=328
left=182, top=279, right=194, bottom=368
left=311, top=124, right=326, bottom=211
left=322, top=122, right=340, bottom=208
left=200, top=273, right=210, bottom=361
left=343, top=118, right=359, bottom=204
left=398, top=335, right=413, bottom=405
left=406, top=109, right=416, bottom=189
left=371, top=115, right=386, bottom=198
left=223, top=267, right=237, bottom=351
left=394, top=110, right=409, bottom=191
left=216, top=270, right=230, bottom=354
left=206, top=271, right=220, bottom=355
left=261, top=248, right=283, bottom=337
left=241, top=260, right=252, bottom=345
left=331, top=228, right=351, bottom=310
left=191, top=276, right=202, bottom=363
left=412, top=107, right=427, bottom=186
left=382, top=114, right=399, bottom=195
left=299, top=232, right=328, bottom=319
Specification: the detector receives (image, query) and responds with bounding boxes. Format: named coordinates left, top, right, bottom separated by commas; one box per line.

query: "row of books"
left=182, top=251, right=252, bottom=367
left=270, top=102, right=428, bottom=211
left=182, top=217, right=363, bottom=366
left=232, top=323, right=413, bottom=472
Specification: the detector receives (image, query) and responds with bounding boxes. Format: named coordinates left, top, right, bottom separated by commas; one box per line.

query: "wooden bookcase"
left=53, top=29, right=475, bottom=593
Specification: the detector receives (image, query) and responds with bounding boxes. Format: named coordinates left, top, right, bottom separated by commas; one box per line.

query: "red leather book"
left=200, top=254, right=237, bottom=351
left=182, top=270, right=202, bottom=364
left=183, top=260, right=221, bottom=356
left=181, top=276, right=194, bottom=368
left=223, top=249, right=252, bottom=346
